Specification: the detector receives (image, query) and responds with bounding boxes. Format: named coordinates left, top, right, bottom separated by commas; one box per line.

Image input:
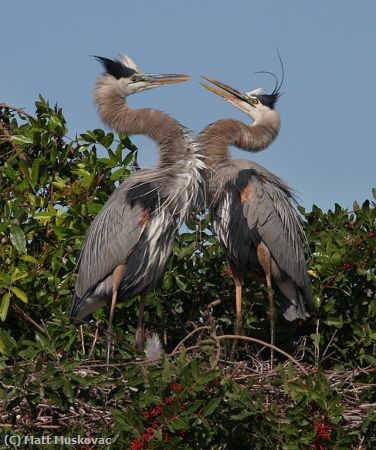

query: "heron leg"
left=135, top=295, right=147, bottom=351
left=256, top=242, right=275, bottom=366
left=106, top=264, right=126, bottom=366
left=265, top=272, right=276, bottom=364
left=234, top=277, right=243, bottom=335
left=230, top=277, right=242, bottom=359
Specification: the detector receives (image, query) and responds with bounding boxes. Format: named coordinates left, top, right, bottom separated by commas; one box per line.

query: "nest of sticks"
left=0, top=323, right=374, bottom=440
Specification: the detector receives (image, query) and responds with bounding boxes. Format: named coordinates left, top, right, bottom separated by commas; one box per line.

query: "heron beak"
left=136, top=73, right=191, bottom=86
left=200, top=76, right=248, bottom=104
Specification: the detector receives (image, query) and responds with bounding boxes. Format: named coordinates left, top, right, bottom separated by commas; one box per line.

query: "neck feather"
left=198, top=116, right=280, bottom=166
left=95, top=76, right=189, bottom=167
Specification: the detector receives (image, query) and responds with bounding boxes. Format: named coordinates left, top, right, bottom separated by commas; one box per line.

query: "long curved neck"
left=94, top=76, right=189, bottom=167
left=198, top=116, right=280, bottom=166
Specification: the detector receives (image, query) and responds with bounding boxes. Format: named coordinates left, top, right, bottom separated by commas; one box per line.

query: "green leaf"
left=31, top=159, right=40, bottom=186
left=80, top=133, right=96, bottom=143
left=81, top=171, right=95, bottom=189
left=103, top=132, right=114, bottom=148
left=162, top=356, right=171, bottom=383
left=0, top=329, right=16, bottom=355
left=10, top=135, right=33, bottom=145
left=0, top=292, right=11, bottom=321
left=202, top=397, right=221, bottom=416
left=10, top=287, right=28, bottom=303
left=52, top=175, right=67, bottom=189
left=230, top=410, right=253, bottom=421
left=325, top=318, right=344, bottom=328
left=9, top=224, right=26, bottom=254
left=34, top=210, right=56, bottom=222
left=10, top=268, right=28, bottom=282
left=169, top=416, right=188, bottom=431
left=0, top=272, right=11, bottom=286
left=175, top=276, right=187, bottom=291
left=110, top=168, right=125, bottom=181
left=122, top=151, right=135, bottom=167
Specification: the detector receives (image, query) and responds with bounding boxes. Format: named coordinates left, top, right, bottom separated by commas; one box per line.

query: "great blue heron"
left=198, top=73, right=312, bottom=358
left=71, top=55, right=205, bottom=363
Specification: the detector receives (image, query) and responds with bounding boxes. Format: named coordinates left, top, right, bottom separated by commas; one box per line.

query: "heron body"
left=209, top=159, right=311, bottom=321
left=71, top=176, right=181, bottom=321
left=198, top=75, right=312, bottom=352
left=71, top=55, right=205, bottom=359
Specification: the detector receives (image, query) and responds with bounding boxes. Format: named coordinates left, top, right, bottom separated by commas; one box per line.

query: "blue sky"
left=2, top=1, right=375, bottom=211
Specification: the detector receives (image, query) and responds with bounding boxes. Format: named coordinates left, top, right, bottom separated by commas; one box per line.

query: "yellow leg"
left=265, top=272, right=276, bottom=364
left=106, top=288, right=118, bottom=366
left=106, top=265, right=126, bottom=366
left=234, top=277, right=243, bottom=335
left=230, top=277, right=242, bottom=360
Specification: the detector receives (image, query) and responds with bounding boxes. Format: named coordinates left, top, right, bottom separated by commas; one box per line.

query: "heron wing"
left=74, top=186, right=149, bottom=300
left=239, top=169, right=312, bottom=311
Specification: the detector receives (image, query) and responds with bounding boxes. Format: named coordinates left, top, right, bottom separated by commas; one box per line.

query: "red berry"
left=141, top=433, right=151, bottom=443
left=130, top=440, right=144, bottom=450
left=169, top=383, right=184, bottom=393
left=150, top=405, right=162, bottom=418
left=146, top=426, right=156, bottom=436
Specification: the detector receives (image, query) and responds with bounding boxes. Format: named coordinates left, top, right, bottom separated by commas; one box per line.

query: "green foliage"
left=0, top=99, right=138, bottom=328
left=300, top=199, right=376, bottom=368
left=0, top=101, right=375, bottom=448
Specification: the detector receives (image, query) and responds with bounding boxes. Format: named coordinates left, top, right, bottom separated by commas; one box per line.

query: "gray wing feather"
left=75, top=187, right=146, bottom=299
left=243, top=176, right=308, bottom=291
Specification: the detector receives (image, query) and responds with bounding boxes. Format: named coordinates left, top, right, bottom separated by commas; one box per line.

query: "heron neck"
left=198, top=118, right=280, bottom=167
left=95, top=78, right=189, bottom=167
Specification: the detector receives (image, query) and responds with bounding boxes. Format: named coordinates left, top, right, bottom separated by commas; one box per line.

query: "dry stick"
left=0, top=103, right=33, bottom=118
left=88, top=322, right=100, bottom=359
left=79, top=325, right=86, bottom=355
left=170, top=325, right=211, bottom=356
left=12, top=304, right=46, bottom=335
left=216, top=334, right=308, bottom=375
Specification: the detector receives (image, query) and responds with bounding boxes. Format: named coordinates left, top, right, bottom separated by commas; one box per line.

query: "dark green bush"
left=0, top=100, right=374, bottom=449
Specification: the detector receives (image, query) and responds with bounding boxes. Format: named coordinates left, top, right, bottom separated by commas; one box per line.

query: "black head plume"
left=93, top=56, right=137, bottom=80
left=253, top=50, right=284, bottom=109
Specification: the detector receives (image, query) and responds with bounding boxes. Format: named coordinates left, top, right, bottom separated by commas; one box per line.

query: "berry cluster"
left=130, top=383, right=185, bottom=449
left=309, top=404, right=334, bottom=449
left=342, top=262, right=353, bottom=272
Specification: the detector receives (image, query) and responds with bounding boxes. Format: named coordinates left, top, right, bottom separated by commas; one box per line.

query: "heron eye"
left=252, top=98, right=259, bottom=105
left=131, top=75, right=137, bottom=82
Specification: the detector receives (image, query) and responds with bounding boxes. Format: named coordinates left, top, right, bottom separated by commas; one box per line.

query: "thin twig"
left=216, top=334, right=308, bottom=375
left=0, top=103, right=33, bottom=118
left=170, top=326, right=211, bottom=355
left=88, top=322, right=101, bottom=359
left=12, top=304, right=46, bottom=334
left=80, top=325, right=86, bottom=355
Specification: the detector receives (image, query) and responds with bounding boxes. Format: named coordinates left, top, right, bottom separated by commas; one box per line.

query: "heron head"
left=200, top=76, right=281, bottom=124
left=95, top=54, right=191, bottom=96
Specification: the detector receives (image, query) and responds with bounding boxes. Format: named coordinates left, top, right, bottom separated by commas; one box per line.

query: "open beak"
left=200, top=76, right=249, bottom=105
left=135, top=73, right=191, bottom=86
